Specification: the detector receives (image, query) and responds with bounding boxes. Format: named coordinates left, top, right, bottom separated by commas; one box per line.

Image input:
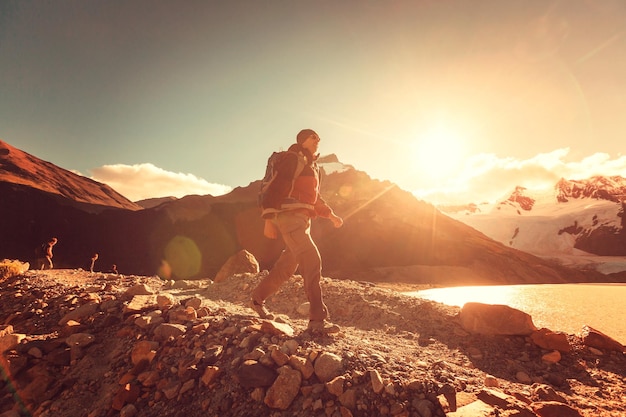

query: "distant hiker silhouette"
left=251, top=129, right=344, bottom=335
left=35, top=237, right=58, bottom=270
left=90, top=253, right=99, bottom=273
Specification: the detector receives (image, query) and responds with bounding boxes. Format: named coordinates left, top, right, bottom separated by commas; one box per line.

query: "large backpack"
left=258, top=150, right=306, bottom=213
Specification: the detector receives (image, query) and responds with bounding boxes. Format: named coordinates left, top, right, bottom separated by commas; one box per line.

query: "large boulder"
left=214, top=250, right=259, bottom=283
left=581, top=326, right=624, bottom=352
left=531, top=328, right=571, bottom=352
left=460, top=302, right=537, bottom=336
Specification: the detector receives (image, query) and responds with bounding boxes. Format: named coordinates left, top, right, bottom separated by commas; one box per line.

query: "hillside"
left=1, top=267, right=624, bottom=416
left=0, top=140, right=141, bottom=211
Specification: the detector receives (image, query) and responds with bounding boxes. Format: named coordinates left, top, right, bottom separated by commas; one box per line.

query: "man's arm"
left=314, top=197, right=343, bottom=228
left=328, top=211, right=343, bottom=228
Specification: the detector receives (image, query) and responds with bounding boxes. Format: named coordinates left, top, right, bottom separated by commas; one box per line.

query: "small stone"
left=326, top=375, right=345, bottom=396
left=119, top=404, right=137, bottom=417
left=289, top=355, right=314, bottom=379
left=162, top=381, right=180, bottom=400
left=516, top=371, right=532, bottom=384
left=131, top=340, right=159, bottom=365
left=153, top=323, right=187, bottom=341
left=124, top=284, right=155, bottom=296
left=369, top=369, right=384, bottom=394
left=179, top=379, right=195, bottom=395
left=532, top=400, right=583, bottom=417
left=251, top=387, right=265, bottom=402
left=237, top=360, right=277, bottom=388
left=156, top=293, right=176, bottom=309
left=270, top=347, right=290, bottom=366
left=185, top=297, right=202, bottom=309
left=28, top=347, right=43, bottom=358
left=314, top=352, right=343, bottom=383
left=0, top=333, right=26, bottom=352
left=260, top=321, right=295, bottom=337
left=541, top=350, right=562, bottom=364
left=484, top=374, right=499, bottom=388
left=264, top=366, right=302, bottom=410
left=201, top=366, right=220, bottom=386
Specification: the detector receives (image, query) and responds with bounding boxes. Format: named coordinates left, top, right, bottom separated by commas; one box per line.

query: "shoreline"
left=403, top=283, right=626, bottom=345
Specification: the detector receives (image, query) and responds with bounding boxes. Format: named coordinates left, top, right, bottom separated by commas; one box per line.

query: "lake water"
left=405, top=284, right=626, bottom=345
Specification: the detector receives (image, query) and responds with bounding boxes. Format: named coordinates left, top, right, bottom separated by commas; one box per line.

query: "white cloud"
left=87, top=163, right=232, bottom=201
left=415, top=148, right=626, bottom=205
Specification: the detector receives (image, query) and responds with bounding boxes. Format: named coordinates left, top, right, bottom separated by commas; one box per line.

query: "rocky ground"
left=1, top=267, right=625, bottom=417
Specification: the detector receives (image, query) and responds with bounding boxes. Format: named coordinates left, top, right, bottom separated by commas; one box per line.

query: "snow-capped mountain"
left=556, top=176, right=626, bottom=203
left=441, top=176, right=626, bottom=273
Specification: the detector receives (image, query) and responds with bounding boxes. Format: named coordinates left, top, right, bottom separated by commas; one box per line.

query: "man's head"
left=297, top=129, right=317, bottom=145
left=296, top=129, right=321, bottom=154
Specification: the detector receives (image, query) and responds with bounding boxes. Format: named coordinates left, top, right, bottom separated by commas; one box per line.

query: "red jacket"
left=261, top=143, right=332, bottom=218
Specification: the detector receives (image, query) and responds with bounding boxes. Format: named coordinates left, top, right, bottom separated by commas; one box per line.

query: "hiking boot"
left=249, top=299, right=274, bottom=320
left=307, top=320, right=340, bottom=335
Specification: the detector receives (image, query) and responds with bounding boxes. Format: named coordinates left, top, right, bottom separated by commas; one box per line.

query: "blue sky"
left=2, top=0, right=626, bottom=204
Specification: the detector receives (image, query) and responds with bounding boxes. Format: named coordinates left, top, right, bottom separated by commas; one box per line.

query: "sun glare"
left=415, top=285, right=518, bottom=308
left=410, top=125, right=466, bottom=180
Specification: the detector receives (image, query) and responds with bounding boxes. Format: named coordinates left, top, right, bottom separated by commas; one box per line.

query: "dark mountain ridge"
left=0, top=140, right=608, bottom=285
left=0, top=140, right=140, bottom=211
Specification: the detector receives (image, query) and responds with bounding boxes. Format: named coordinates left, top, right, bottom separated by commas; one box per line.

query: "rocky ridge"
left=1, top=267, right=625, bottom=417
left=503, top=187, right=536, bottom=212
left=556, top=176, right=626, bottom=203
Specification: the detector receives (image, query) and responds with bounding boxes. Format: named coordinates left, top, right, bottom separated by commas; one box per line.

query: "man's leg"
left=252, top=247, right=297, bottom=303
left=279, top=214, right=328, bottom=322
left=250, top=215, right=299, bottom=319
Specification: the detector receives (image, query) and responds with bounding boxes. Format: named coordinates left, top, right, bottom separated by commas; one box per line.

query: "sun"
left=409, top=124, right=466, bottom=181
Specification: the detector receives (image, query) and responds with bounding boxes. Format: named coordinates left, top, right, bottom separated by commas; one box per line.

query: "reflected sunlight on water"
left=406, top=284, right=626, bottom=345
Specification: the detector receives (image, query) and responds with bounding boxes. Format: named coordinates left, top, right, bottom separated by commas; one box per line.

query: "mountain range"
left=0, top=139, right=619, bottom=285
left=441, top=176, right=626, bottom=274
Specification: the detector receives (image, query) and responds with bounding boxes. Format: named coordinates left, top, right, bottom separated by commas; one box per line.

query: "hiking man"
left=36, top=237, right=58, bottom=270
left=251, top=129, right=343, bottom=334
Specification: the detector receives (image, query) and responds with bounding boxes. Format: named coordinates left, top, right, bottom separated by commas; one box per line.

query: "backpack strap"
left=286, top=151, right=307, bottom=199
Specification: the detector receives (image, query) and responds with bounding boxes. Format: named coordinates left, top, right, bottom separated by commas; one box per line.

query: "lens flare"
left=162, top=235, right=202, bottom=279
